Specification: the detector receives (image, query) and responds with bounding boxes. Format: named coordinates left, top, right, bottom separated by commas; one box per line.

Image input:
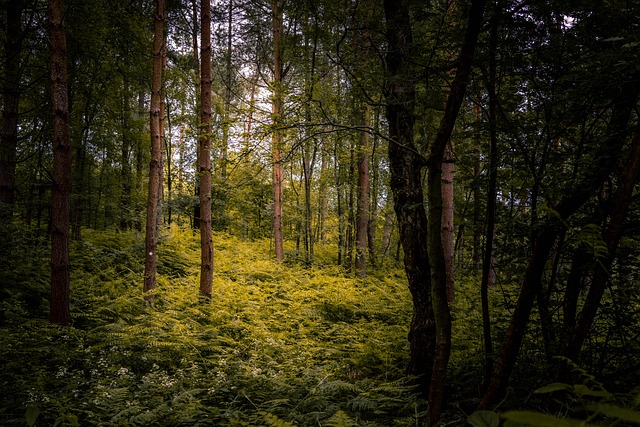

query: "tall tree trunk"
left=143, top=0, right=166, bottom=303
left=426, top=0, right=486, bottom=423
left=48, top=0, right=72, bottom=326
left=271, top=0, right=284, bottom=261
left=480, top=3, right=499, bottom=392
left=192, top=0, right=200, bottom=230
left=383, top=0, right=435, bottom=397
left=355, top=105, right=371, bottom=277
left=367, top=108, right=380, bottom=268
left=120, top=86, right=133, bottom=231
left=198, top=0, right=213, bottom=298
left=220, top=0, right=232, bottom=182
left=0, top=0, right=22, bottom=221
left=441, top=142, right=455, bottom=301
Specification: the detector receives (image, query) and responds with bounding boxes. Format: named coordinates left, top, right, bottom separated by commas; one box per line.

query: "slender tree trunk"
left=192, top=0, right=200, bottom=230
left=368, top=108, right=380, bottom=268
left=480, top=4, right=499, bottom=392
left=271, top=0, right=284, bottom=261
left=120, top=86, right=133, bottom=231
left=426, top=0, right=486, bottom=423
left=346, top=142, right=355, bottom=271
left=381, top=195, right=395, bottom=258
left=143, top=0, right=166, bottom=302
left=0, top=0, right=22, bottom=221
left=220, top=0, right=233, bottom=182
left=441, top=142, right=455, bottom=301
left=198, top=0, right=213, bottom=298
left=355, top=105, right=371, bottom=277
left=48, top=0, right=72, bottom=326
left=383, top=0, right=435, bottom=398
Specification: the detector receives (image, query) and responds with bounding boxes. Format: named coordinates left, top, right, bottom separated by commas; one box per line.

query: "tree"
left=199, top=0, right=213, bottom=298
left=144, top=0, right=166, bottom=302
left=271, top=0, right=284, bottom=261
left=48, top=0, right=72, bottom=326
left=383, top=0, right=435, bottom=398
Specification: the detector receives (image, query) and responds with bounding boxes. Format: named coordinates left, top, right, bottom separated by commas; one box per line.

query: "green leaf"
left=467, top=410, right=500, bottom=427
left=502, top=411, right=603, bottom=427
left=25, top=405, right=40, bottom=427
left=535, top=383, right=572, bottom=394
left=589, top=403, right=640, bottom=424
left=573, top=384, right=613, bottom=399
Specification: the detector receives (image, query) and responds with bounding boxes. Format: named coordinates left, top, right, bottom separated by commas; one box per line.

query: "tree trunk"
left=441, top=142, right=455, bottom=301
left=383, top=0, right=435, bottom=397
left=48, top=0, right=72, bottom=326
left=143, top=0, right=165, bottom=303
left=0, top=0, right=22, bottom=221
left=480, top=4, right=499, bottom=391
left=198, top=0, right=213, bottom=298
left=271, top=0, right=284, bottom=261
left=426, top=0, right=486, bottom=423
left=355, top=105, right=371, bottom=277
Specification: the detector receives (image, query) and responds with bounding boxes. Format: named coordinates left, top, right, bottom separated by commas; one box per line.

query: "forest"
left=2, top=0, right=640, bottom=425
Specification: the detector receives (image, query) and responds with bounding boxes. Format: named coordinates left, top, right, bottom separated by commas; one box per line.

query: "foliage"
left=469, top=372, right=640, bottom=427
left=1, top=226, right=418, bottom=426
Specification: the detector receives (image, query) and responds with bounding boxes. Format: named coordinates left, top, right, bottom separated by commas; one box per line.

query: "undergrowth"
left=1, top=226, right=422, bottom=426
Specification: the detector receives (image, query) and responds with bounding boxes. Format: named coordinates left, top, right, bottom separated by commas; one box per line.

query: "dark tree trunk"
left=143, top=0, right=166, bottom=303
left=48, top=0, right=72, bottom=326
left=383, top=0, right=435, bottom=395
left=355, top=105, right=371, bottom=278
left=271, top=0, right=284, bottom=261
left=426, top=0, right=486, bottom=423
left=199, top=0, right=213, bottom=298
left=480, top=1, right=499, bottom=392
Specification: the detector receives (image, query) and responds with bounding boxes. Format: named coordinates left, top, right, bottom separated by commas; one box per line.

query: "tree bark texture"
left=271, top=0, right=284, bottom=261
left=143, top=0, right=166, bottom=301
left=48, top=0, right=72, bottom=326
left=383, top=0, right=435, bottom=394
left=199, top=0, right=213, bottom=298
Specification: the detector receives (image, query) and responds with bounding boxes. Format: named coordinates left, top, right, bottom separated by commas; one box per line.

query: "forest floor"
left=3, top=226, right=631, bottom=426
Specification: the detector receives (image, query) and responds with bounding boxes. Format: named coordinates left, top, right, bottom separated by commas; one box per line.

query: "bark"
left=0, top=0, right=22, bottom=220
left=355, top=105, right=371, bottom=277
left=383, top=0, right=435, bottom=395
left=561, top=124, right=640, bottom=373
left=441, top=143, right=454, bottom=301
left=426, top=0, right=486, bottom=423
left=480, top=79, right=639, bottom=409
left=48, top=0, right=72, bottom=326
left=199, top=0, right=213, bottom=298
left=143, top=0, right=166, bottom=302
left=271, top=0, right=284, bottom=261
